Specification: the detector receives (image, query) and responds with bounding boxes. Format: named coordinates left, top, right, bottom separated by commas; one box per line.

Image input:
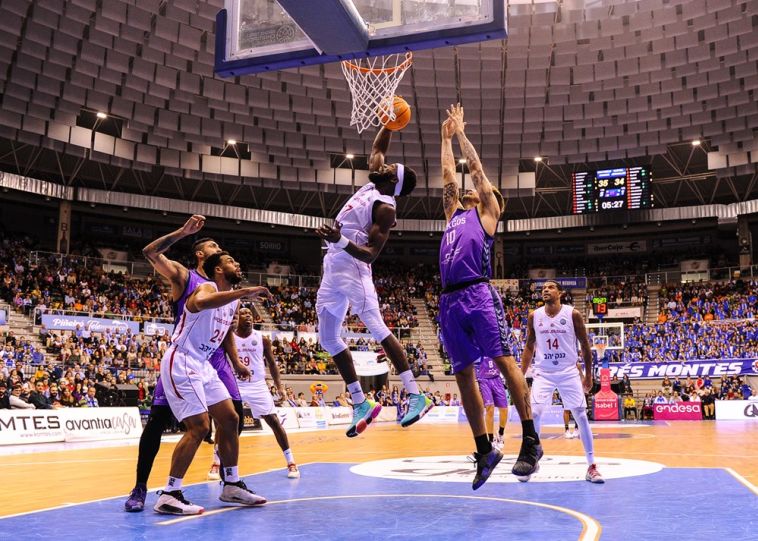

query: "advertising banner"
left=352, top=350, right=390, bottom=376
left=61, top=407, right=143, bottom=442
left=143, top=321, right=174, bottom=336
left=418, top=406, right=460, bottom=424
left=653, top=403, right=702, bottom=420
left=715, top=400, right=758, bottom=420
left=528, top=268, right=556, bottom=279
left=0, top=408, right=143, bottom=445
left=295, top=407, right=329, bottom=429
left=241, top=407, right=263, bottom=431
left=40, top=314, right=140, bottom=334
left=530, top=277, right=587, bottom=289
left=0, top=410, right=65, bottom=445
left=607, top=359, right=758, bottom=380
left=587, top=240, right=647, bottom=255
left=590, top=306, right=642, bottom=319
left=505, top=404, right=566, bottom=425
left=328, top=407, right=353, bottom=426
left=594, top=368, right=619, bottom=420
left=680, top=259, right=710, bottom=272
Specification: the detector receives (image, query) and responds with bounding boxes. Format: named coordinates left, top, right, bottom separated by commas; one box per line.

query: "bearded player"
left=439, top=104, right=542, bottom=490
left=315, top=126, right=432, bottom=438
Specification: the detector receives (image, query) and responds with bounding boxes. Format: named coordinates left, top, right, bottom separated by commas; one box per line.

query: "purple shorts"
left=151, top=348, right=240, bottom=407
left=439, top=282, right=511, bottom=374
left=478, top=377, right=509, bottom=408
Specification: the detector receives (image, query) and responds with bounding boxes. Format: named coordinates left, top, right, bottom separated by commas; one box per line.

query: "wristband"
left=335, top=235, right=349, bottom=249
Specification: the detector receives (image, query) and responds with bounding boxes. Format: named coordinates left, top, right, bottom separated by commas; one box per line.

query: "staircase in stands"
left=409, top=298, right=445, bottom=373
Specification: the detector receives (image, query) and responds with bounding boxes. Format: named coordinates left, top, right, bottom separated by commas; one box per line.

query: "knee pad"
left=357, top=308, right=392, bottom=343
left=318, top=308, right=348, bottom=356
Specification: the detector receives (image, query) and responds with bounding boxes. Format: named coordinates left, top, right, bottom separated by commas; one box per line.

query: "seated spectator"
left=653, top=391, right=668, bottom=404
left=641, top=393, right=654, bottom=420
left=623, top=394, right=637, bottom=420
left=29, top=380, right=53, bottom=409
left=79, top=386, right=99, bottom=407
left=9, top=384, right=34, bottom=409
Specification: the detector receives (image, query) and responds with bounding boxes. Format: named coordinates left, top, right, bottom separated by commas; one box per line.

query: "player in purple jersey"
left=475, top=357, right=509, bottom=450
left=439, top=104, right=541, bottom=489
left=124, top=215, right=250, bottom=512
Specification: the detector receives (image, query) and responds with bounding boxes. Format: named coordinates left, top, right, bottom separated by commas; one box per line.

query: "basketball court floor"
left=2, top=421, right=756, bottom=540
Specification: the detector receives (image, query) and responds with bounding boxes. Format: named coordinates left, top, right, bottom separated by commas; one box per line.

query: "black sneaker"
left=471, top=448, right=503, bottom=490
left=512, top=435, right=543, bottom=478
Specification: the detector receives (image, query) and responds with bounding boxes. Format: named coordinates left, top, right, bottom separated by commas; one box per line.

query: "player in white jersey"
left=234, top=307, right=300, bottom=479
left=520, top=280, right=604, bottom=483
left=155, top=252, right=273, bottom=515
left=315, top=126, right=433, bottom=438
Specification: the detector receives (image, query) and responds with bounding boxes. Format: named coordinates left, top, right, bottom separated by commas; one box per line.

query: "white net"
left=341, top=53, right=413, bottom=133
left=592, top=335, right=608, bottom=361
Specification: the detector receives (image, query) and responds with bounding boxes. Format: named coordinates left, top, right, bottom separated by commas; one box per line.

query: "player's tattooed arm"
left=441, top=117, right=462, bottom=222
left=142, top=214, right=205, bottom=290
left=520, top=312, right=537, bottom=376
left=263, top=336, right=284, bottom=395
left=369, top=126, right=392, bottom=172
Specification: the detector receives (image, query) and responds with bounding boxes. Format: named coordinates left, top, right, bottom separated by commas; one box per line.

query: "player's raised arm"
left=187, top=283, right=272, bottom=313
left=142, top=215, right=205, bottom=293
left=315, top=203, right=395, bottom=265
left=441, top=115, right=463, bottom=223
left=520, top=312, right=537, bottom=375
left=369, top=126, right=392, bottom=172
left=448, top=105, right=502, bottom=227
left=572, top=309, right=594, bottom=392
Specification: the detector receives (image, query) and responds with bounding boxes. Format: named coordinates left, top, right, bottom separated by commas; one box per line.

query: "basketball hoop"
left=592, top=336, right=608, bottom=362
left=341, top=52, right=413, bottom=133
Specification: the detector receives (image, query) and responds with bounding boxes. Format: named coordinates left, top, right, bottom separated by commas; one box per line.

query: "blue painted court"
left=4, top=460, right=755, bottom=540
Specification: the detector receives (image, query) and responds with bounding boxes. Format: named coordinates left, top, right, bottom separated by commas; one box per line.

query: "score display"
left=572, top=166, right=653, bottom=214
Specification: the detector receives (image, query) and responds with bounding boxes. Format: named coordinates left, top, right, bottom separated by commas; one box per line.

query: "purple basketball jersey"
left=475, top=357, right=500, bottom=380
left=439, top=208, right=493, bottom=289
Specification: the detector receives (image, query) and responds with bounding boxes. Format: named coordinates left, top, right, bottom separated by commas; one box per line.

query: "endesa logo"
left=655, top=403, right=701, bottom=414
left=744, top=404, right=758, bottom=418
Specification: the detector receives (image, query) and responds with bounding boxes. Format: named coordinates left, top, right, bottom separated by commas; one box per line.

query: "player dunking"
left=124, top=216, right=249, bottom=512
left=315, top=126, right=432, bottom=437
left=520, top=280, right=604, bottom=483
left=475, top=357, right=509, bottom=450
left=234, top=307, right=300, bottom=478
left=154, top=252, right=272, bottom=514
left=439, top=104, right=542, bottom=489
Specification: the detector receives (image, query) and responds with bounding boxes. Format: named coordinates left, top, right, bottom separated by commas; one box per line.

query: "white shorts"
left=530, top=367, right=587, bottom=410
left=237, top=378, right=275, bottom=418
left=161, top=347, right=231, bottom=422
left=316, top=254, right=381, bottom=319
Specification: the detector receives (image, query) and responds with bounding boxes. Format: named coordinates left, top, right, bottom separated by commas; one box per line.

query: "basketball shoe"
left=154, top=490, right=204, bottom=515
left=492, top=434, right=505, bottom=451
left=207, top=463, right=221, bottom=481
left=124, top=483, right=147, bottom=512
left=471, top=448, right=504, bottom=490
left=346, top=399, right=382, bottom=437
left=585, top=463, right=605, bottom=484
left=219, top=480, right=267, bottom=506
left=287, top=463, right=300, bottom=479
left=512, top=435, right=544, bottom=479
left=400, top=393, right=433, bottom=428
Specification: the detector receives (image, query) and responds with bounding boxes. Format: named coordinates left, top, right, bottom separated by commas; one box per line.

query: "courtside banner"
left=506, top=404, right=565, bottom=425
left=418, top=406, right=460, bottom=424
left=653, top=403, right=702, bottom=420
left=715, top=400, right=758, bottom=420
left=0, top=410, right=64, bottom=445
left=143, top=321, right=174, bottom=336
left=608, top=359, right=758, bottom=379
left=295, top=407, right=328, bottom=429
left=62, top=407, right=142, bottom=442
left=328, top=407, right=353, bottom=426
left=40, top=314, right=140, bottom=334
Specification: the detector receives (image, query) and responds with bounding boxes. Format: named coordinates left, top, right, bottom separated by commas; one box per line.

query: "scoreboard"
left=572, top=166, right=653, bottom=214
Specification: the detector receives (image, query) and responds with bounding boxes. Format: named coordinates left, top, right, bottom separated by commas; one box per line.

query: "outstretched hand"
left=180, top=215, right=206, bottom=236
left=315, top=222, right=343, bottom=243
left=446, top=103, right=465, bottom=134
left=441, top=118, right=456, bottom=140
left=245, top=286, right=273, bottom=301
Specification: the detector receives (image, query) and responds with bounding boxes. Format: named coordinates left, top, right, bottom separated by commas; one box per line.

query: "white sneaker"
left=207, top=463, right=221, bottom=481
left=586, top=463, right=605, bottom=483
left=492, top=436, right=505, bottom=451
left=287, top=463, right=301, bottom=479
left=154, top=490, right=204, bottom=515
left=220, top=481, right=267, bottom=506
left=564, top=430, right=572, bottom=439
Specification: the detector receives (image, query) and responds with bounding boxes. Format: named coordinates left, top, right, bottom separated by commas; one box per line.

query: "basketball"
left=382, top=96, right=412, bottom=131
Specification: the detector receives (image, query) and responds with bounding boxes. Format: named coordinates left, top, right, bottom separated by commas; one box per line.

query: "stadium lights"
left=691, top=139, right=701, bottom=146
left=534, top=156, right=543, bottom=162
left=96, top=112, right=107, bottom=119
left=346, top=153, right=355, bottom=159
left=458, top=158, right=467, bottom=164
left=227, top=139, right=237, bottom=145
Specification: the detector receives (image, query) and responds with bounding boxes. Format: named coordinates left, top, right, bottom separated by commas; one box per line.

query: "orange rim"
left=343, top=52, right=413, bottom=74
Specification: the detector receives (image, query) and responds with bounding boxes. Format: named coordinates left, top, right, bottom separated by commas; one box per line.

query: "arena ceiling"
left=0, top=0, right=756, bottom=221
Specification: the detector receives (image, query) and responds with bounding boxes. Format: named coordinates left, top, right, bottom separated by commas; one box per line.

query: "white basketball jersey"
left=532, top=304, right=578, bottom=372
left=234, top=329, right=265, bottom=383
left=170, top=282, right=238, bottom=362
left=326, top=182, right=395, bottom=260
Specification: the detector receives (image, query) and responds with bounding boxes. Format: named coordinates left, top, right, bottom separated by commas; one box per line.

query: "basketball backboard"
left=215, top=0, right=506, bottom=77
